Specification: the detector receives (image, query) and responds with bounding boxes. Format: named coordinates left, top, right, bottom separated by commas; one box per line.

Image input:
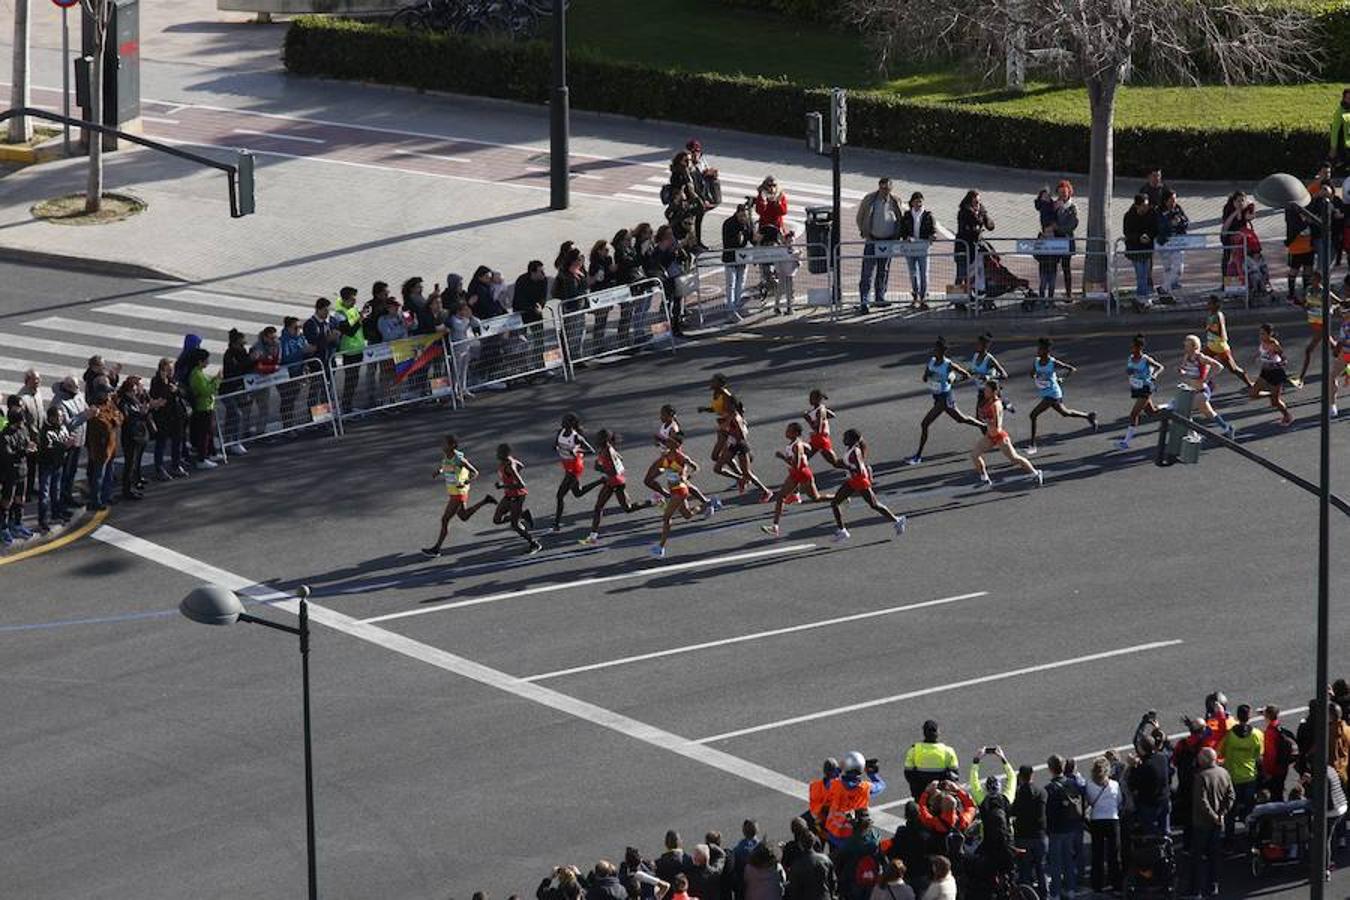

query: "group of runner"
left=420, top=294, right=1350, bottom=560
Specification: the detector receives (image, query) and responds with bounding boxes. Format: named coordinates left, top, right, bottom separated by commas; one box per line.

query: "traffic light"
left=805, top=112, right=823, bottom=155
left=234, top=150, right=255, bottom=217
left=830, top=88, right=847, bottom=147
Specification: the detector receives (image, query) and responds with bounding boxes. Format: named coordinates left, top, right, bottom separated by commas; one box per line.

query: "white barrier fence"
left=331, top=334, right=458, bottom=423
left=688, top=243, right=833, bottom=324
left=446, top=308, right=568, bottom=394
left=557, top=278, right=676, bottom=373
left=215, top=359, right=339, bottom=459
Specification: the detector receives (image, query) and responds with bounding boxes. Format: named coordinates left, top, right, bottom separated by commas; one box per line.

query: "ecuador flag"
left=391, top=334, right=445, bottom=384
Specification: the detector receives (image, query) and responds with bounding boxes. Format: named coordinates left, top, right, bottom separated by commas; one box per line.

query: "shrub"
left=283, top=17, right=1329, bottom=180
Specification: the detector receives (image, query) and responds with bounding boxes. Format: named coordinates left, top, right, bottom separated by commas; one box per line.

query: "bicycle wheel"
left=388, top=5, right=428, bottom=31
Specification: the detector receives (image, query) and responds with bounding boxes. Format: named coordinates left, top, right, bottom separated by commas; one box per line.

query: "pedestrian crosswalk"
left=0, top=287, right=316, bottom=398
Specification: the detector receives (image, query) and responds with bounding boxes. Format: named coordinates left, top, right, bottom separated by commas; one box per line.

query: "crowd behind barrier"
left=459, top=689, right=1350, bottom=900
left=0, top=144, right=1347, bottom=544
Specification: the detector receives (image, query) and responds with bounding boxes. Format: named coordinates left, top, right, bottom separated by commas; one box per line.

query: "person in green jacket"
left=1218, top=703, right=1264, bottom=840
left=187, top=348, right=222, bottom=469
left=1333, top=88, right=1350, bottom=176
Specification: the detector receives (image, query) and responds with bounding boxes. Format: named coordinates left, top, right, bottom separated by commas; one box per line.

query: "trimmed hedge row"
left=283, top=17, right=1330, bottom=180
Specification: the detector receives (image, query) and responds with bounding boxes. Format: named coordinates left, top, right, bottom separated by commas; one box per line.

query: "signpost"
left=51, top=0, right=78, bottom=156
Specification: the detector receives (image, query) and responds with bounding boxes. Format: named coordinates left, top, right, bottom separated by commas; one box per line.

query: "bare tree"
left=8, top=0, right=31, bottom=144
left=840, top=0, right=1322, bottom=280
left=81, top=0, right=112, bottom=213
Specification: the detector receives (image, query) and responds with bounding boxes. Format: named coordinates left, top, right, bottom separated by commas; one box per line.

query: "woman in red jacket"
left=754, top=176, right=788, bottom=235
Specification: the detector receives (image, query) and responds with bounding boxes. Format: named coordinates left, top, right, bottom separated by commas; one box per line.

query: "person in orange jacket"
left=806, top=757, right=841, bottom=834
left=916, top=780, right=977, bottom=837
left=822, top=751, right=886, bottom=847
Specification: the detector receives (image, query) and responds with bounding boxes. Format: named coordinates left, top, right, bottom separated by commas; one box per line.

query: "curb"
left=0, top=507, right=106, bottom=565
left=0, top=246, right=187, bottom=282
left=0, top=144, right=37, bottom=165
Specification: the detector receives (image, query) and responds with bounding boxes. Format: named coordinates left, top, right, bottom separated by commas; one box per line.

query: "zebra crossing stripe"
left=92, top=303, right=275, bottom=336
left=0, top=331, right=164, bottom=370
left=24, top=317, right=229, bottom=354
left=157, top=289, right=312, bottom=321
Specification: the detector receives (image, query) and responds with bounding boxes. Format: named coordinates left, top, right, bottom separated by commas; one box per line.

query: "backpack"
left=1046, top=778, right=1082, bottom=826
left=852, top=852, right=880, bottom=896
left=660, top=182, right=675, bottom=206
left=1273, top=725, right=1299, bottom=769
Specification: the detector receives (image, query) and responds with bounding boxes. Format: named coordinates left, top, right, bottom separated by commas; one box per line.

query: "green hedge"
left=716, top=0, right=840, bottom=25
left=283, top=17, right=1329, bottom=180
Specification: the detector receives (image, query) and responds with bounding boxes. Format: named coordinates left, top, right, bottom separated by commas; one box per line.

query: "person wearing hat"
left=807, top=757, right=841, bottom=835
left=822, top=752, right=886, bottom=847
left=903, top=721, right=959, bottom=799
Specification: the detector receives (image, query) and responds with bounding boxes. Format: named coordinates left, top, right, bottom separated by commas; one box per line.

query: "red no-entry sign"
left=51, top=0, right=79, bottom=9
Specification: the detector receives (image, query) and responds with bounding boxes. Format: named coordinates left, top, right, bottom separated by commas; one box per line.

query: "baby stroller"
left=979, top=242, right=1031, bottom=310
left=1248, top=803, right=1312, bottom=877
left=1123, top=833, right=1176, bottom=898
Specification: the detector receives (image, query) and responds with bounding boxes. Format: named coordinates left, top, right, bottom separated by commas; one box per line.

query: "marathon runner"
left=421, top=435, right=498, bottom=557
left=971, top=381, right=1042, bottom=487
left=1026, top=337, right=1097, bottom=455
left=1119, top=334, right=1166, bottom=449
left=907, top=337, right=983, bottom=465
left=552, top=413, right=601, bottom=533
left=492, top=443, right=542, bottom=554
left=579, top=429, right=655, bottom=546
left=830, top=428, right=907, bottom=541
left=761, top=422, right=831, bottom=538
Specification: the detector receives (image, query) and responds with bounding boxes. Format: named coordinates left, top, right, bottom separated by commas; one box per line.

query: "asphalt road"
left=2, top=291, right=1348, bottom=899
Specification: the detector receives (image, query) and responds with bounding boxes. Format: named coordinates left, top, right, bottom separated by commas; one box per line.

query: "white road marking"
left=92, top=303, right=275, bottom=336
left=88, top=525, right=901, bottom=832
left=695, top=640, right=1186, bottom=744
left=233, top=128, right=326, bottom=145
left=391, top=148, right=472, bottom=164
left=141, top=116, right=180, bottom=125
left=522, top=590, right=989, bottom=682
left=158, top=289, right=312, bottom=320
left=361, top=543, right=818, bottom=624
left=613, top=193, right=657, bottom=205
left=0, top=355, right=80, bottom=382
left=24, top=316, right=228, bottom=354
left=0, top=332, right=163, bottom=370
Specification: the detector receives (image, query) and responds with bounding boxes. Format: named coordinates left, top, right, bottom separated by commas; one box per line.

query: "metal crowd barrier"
left=215, top=358, right=339, bottom=459
left=688, top=242, right=832, bottom=324
left=969, top=239, right=1115, bottom=317
left=446, top=308, right=568, bottom=394
left=331, top=333, right=457, bottom=423
left=835, top=238, right=968, bottom=315
left=1111, top=233, right=1249, bottom=313
left=557, top=278, right=676, bottom=374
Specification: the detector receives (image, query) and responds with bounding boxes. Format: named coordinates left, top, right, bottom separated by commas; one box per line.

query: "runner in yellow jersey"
left=422, top=434, right=498, bottom=557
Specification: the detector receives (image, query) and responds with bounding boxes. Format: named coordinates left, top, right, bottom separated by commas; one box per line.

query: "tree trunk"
left=85, top=1, right=107, bottom=214
left=1083, top=69, right=1118, bottom=286
left=8, top=0, right=31, bottom=144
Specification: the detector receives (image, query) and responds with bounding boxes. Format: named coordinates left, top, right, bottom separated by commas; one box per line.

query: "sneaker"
left=708, top=496, right=723, bottom=512
left=1005, top=403, right=1015, bottom=414
left=858, top=304, right=870, bottom=315
left=701, top=502, right=715, bottom=520
left=196, top=459, right=219, bottom=470
left=1280, top=413, right=1295, bottom=427
left=758, top=491, right=774, bottom=504
left=551, top=523, right=562, bottom=534
left=905, top=454, right=922, bottom=466
left=578, top=533, right=600, bottom=546
left=650, top=491, right=666, bottom=504
left=783, top=493, right=801, bottom=505
left=526, top=540, right=543, bottom=555
left=874, top=298, right=891, bottom=307
left=420, top=547, right=441, bottom=558
left=229, top=442, right=249, bottom=455
left=833, top=527, right=850, bottom=543
left=1117, top=439, right=1131, bottom=450
left=1333, top=405, right=1340, bottom=418
left=1087, top=411, right=1099, bottom=431
left=648, top=544, right=666, bottom=559
left=1033, top=469, right=1045, bottom=486
left=1025, top=444, right=1039, bottom=456
left=976, top=474, right=992, bottom=488
left=894, top=515, right=907, bottom=535
left=1224, top=423, right=1237, bottom=439
left=760, top=523, right=781, bottom=537
left=11, top=524, right=33, bottom=539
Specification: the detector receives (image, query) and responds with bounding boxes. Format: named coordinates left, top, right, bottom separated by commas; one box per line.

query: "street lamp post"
left=180, top=584, right=317, bottom=900
left=549, top=0, right=569, bottom=210
left=1254, top=172, right=1333, bottom=898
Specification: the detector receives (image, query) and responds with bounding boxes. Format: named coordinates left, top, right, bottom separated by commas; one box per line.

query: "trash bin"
left=804, top=206, right=833, bottom=275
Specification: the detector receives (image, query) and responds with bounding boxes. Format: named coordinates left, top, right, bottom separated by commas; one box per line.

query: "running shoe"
left=1280, top=413, right=1295, bottom=427
left=976, top=475, right=992, bottom=489
left=650, top=491, right=665, bottom=504
left=758, top=491, right=774, bottom=504
left=420, top=547, right=441, bottom=558
left=905, top=455, right=922, bottom=466
left=1087, top=411, right=1099, bottom=431
left=1005, top=403, right=1016, bottom=415
left=1224, top=423, right=1237, bottom=440
left=551, top=523, right=562, bottom=534
left=784, top=493, right=801, bottom=505
left=1289, top=377, right=1304, bottom=389
left=229, top=442, right=249, bottom=455
left=1333, top=405, right=1340, bottom=418
left=578, top=533, right=600, bottom=546
left=760, top=523, right=781, bottom=537
left=708, top=496, right=723, bottom=512
left=526, top=540, right=543, bottom=555
left=1033, top=469, right=1045, bottom=486
left=701, top=503, right=716, bottom=520
left=196, top=459, right=219, bottom=470
left=833, top=528, right=850, bottom=543
left=11, top=524, right=34, bottom=539
left=1024, top=444, right=1039, bottom=456
left=648, top=544, right=666, bottom=559
left=1117, top=439, right=1131, bottom=450
left=894, top=516, right=907, bottom=535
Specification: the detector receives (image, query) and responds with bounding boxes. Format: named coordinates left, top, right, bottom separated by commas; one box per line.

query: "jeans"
left=154, top=423, right=184, bottom=472
left=1047, top=831, right=1079, bottom=897
left=121, top=440, right=146, bottom=496
left=86, top=458, right=114, bottom=509
left=1187, top=826, right=1221, bottom=897
left=905, top=254, right=929, bottom=301
left=59, top=445, right=82, bottom=506
left=1130, top=252, right=1154, bottom=300
left=1160, top=247, right=1185, bottom=293
left=724, top=264, right=746, bottom=310
left=1227, top=780, right=1258, bottom=839
left=859, top=242, right=893, bottom=305
left=37, top=463, right=64, bottom=525
left=1016, top=835, right=1048, bottom=898
left=1037, top=257, right=1058, bottom=298
left=1088, top=819, right=1120, bottom=891
left=190, top=410, right=215, bottom=461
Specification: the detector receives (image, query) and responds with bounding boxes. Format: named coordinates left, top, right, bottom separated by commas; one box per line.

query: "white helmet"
left=841, top=750, right=866, bottom=774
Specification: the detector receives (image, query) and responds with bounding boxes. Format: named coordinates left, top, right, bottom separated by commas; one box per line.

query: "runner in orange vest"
left=821, top=751, right=886, bottom=847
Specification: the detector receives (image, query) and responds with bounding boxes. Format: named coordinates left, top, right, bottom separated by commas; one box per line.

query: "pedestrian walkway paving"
left=0, top=286, right=313, bottom=396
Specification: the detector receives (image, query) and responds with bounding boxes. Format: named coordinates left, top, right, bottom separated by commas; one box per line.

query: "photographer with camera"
left=722, top=203, right=757, bottom=323
left=822, top=752, right=887, bottom=848
left=967, top=746, right=1015, bottom=806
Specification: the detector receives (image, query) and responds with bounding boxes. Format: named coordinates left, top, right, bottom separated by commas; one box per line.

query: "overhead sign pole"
left=53, top=0, right=78, bottom=155
left=829, top=88, right=846, bottom=309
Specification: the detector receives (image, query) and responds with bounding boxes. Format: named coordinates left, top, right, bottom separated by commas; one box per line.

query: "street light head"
left=180, top=585, right=245, bottom=626
left=298, top=584, right=311, bottom=601
left=1254, top=173, right=1310, bottom=210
